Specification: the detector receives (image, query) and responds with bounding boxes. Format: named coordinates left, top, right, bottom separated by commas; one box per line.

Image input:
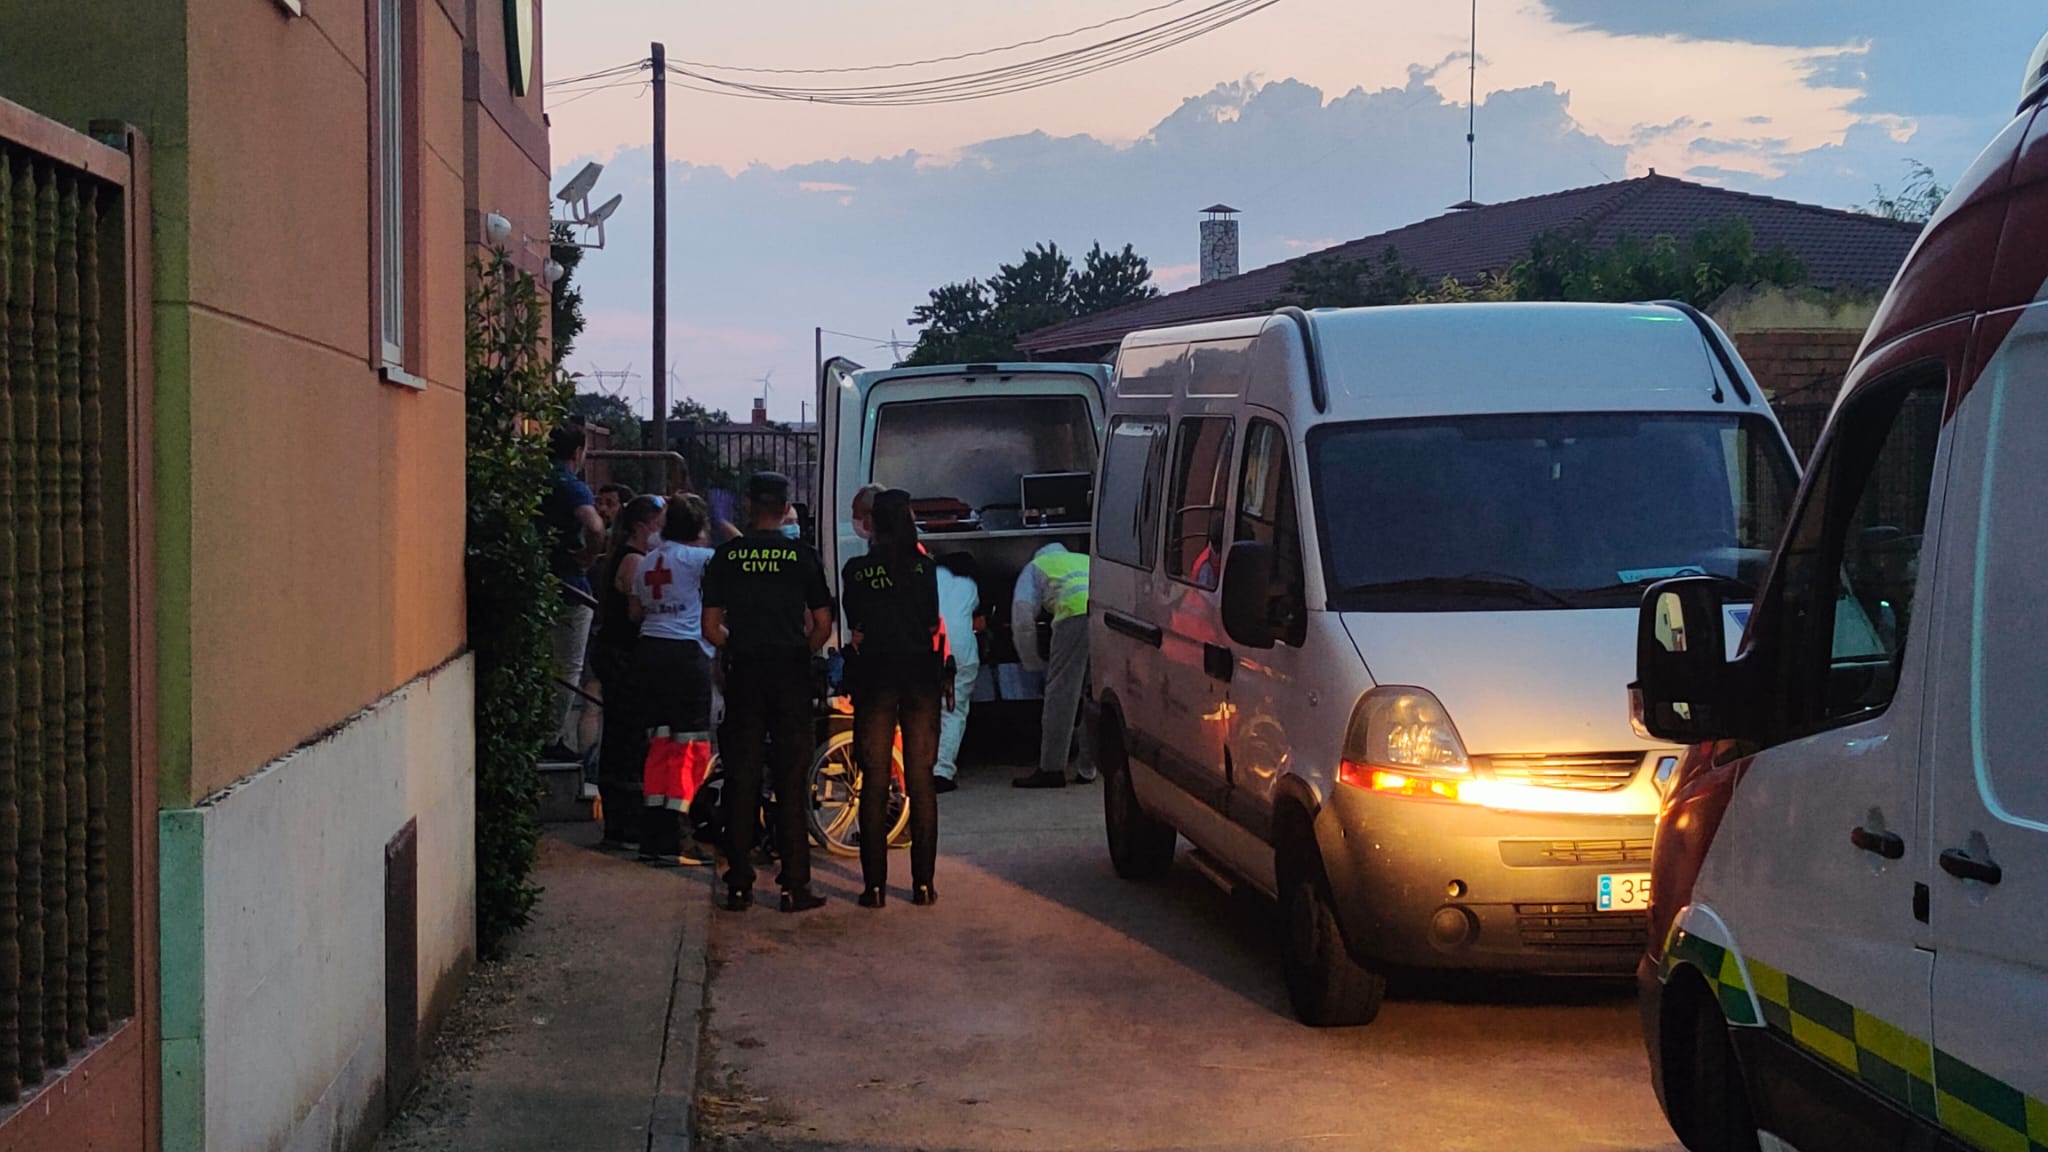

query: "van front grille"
left=1514, top=903, right=1650, bottom=951
left=1477, top=752, right=1643, bottom=792
left=1499, top=838, right=1654, bottom=868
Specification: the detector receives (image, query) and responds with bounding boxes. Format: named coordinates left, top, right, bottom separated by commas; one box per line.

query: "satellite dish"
left=556, top=162, right=604, bottom=205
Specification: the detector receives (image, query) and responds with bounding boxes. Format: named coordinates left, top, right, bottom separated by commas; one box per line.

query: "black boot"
left=723, top=884, right=753, bottom=912
left=858, top=886, right=887, bottom=909
left=912, top=882, right=938, bottom=907
left=780, top=887, right=827, bottom=913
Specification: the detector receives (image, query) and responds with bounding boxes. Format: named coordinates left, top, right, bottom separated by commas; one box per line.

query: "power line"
left=546, top=77, right=648, bottom=110
left=551, top=60, right=650, bottom=88
left=546, top=0, right=1280, bottom=110
left=667, top=0, right=1203, bottom=75
left=666, top=0, right=1282, bottom=107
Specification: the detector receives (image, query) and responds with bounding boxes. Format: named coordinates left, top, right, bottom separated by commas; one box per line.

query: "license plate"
left=1598, top=872, right=1652, bottom=912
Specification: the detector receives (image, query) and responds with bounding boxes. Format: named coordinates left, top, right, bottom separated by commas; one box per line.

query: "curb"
left=648, top=865, right=715, bottom=1152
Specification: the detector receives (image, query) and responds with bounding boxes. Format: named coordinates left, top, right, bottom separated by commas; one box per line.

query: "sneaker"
left=1012, top=770, right=1067, bottom=790
left=1069, top=772, right=1098, bottom=786
left=541, top=742, right=581, bottom=764
left=933, top=776, right=959, bottom=794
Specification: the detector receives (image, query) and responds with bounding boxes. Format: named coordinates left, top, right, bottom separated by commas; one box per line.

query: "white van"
left=1089, top=301, right=1800, bottom=1026
left=1631, top=36, right=2048, bottom=1152
left=815, top=359, right=1109, bottom=700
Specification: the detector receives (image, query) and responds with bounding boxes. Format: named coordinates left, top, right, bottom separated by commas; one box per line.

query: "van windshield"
left=1308, top=411, right=1796, bottom=611
left=872, top=394, right=1097, bottom=531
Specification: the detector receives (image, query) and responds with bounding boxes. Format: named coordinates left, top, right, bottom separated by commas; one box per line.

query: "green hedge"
left=466, top=250, right=571, bottom=958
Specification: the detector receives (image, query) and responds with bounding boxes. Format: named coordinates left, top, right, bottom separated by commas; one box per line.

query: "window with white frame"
left=378, top=0, right=406, bottom=368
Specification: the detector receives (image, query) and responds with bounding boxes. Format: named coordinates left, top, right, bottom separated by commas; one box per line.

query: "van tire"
left=1664, top=975, right=1760, bottom=1152
left=1100, top=717, right=1176, bottom=881
left=1278, top=831, right=1385, bottom=1027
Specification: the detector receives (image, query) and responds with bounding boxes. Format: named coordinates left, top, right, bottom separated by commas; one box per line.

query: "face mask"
left=780, top=523, right=802, bottom=540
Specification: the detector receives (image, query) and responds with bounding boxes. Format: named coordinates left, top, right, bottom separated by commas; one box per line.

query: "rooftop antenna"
left=1449, top=0, right=1482, bottom=211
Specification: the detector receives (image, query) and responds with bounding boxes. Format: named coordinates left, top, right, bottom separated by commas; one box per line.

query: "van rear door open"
left=816, top=361, right=1108, bottom=695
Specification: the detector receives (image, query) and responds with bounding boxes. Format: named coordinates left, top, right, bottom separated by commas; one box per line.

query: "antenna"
left=1449, top=0, right=1482, bottom=211
left=1468, top=0, right=1477, bottom=204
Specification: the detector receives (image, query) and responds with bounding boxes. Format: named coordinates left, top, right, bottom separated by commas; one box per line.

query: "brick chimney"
left=750, top=397, right=769, bottom=426
left=1199, top=204, right=1239, bottom=284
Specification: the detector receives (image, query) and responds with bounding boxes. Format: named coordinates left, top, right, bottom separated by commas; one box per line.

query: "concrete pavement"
left=375, top=824, right=712, bottom=1152
left=695, top=762, right=1682, bottom=1152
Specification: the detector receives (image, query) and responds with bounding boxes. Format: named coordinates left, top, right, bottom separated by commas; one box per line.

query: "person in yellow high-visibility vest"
left=1010, top=542, right=1094, bottom=788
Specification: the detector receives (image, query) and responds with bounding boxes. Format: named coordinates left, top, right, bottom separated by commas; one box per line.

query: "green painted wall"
left=2, top=8, right=200, bottom=1147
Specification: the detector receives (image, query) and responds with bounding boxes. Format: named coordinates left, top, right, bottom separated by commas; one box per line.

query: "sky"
left=538, top=1, right=2042, bottom=424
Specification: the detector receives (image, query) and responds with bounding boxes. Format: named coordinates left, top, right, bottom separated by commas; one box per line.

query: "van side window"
left=1234, top=419, right=1307, bottom=645
left=1165, top=416, right=1234, bottom=590
left=1770, top=367, right=1945, bottom=728
left=1098, top=417, right=1169, bottom=570
left=1967, top=321, right=2048, bottom=822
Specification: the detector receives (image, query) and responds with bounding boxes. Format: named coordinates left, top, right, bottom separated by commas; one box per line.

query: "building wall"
left=181, top=0, right=470, bottom=802
left=1712, top=285, right=1883, bottom=459
left=161, top=658, right=474, bottom=1152
left=3, top=1, right=551, bottom=1148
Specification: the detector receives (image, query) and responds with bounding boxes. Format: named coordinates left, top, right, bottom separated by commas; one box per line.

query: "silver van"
left=1087, top=302, right=1800, bottom=1025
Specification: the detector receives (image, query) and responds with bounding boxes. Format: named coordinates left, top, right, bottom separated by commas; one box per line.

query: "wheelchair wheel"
left=808, top=729, right=909, bottom=857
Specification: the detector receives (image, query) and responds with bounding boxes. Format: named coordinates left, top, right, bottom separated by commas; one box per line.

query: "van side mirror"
left=1221, top=541, right=1277, bottom=649
left=1630, top=576, right=1751, bottom=744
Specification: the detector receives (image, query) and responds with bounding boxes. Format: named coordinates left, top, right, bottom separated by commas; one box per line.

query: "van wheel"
left=1665, top=978, right=1760, bottom=1152
left=1100, top=719, right=1176, bottom=881
left=1278, top=836, right=1385, bottom=1027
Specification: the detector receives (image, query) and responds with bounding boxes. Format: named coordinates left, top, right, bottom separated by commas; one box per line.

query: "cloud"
left=556, top=58, right=1952, bottom=420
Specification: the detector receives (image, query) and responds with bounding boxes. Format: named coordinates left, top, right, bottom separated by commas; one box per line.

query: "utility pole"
left=651, top=41, right=669, bottom=454
left=813, top=325, right=823, bottom=419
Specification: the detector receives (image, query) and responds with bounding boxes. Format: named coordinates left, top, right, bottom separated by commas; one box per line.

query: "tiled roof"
left=1016, top=174, right=1922, bottom=355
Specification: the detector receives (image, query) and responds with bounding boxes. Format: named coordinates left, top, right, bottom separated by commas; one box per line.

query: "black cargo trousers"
left=719, top=649, right=815, bottom=894
left=850, top=661, right=942, bottom=891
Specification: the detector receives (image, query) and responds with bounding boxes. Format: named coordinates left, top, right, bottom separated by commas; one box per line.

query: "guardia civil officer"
left=840, top=489, right=951, bottom=908
left=702, top=472, right=836, bottom=913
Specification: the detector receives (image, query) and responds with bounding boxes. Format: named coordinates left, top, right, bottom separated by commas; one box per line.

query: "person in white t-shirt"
left=630, top=498, right=718, bottom=864
left=932, top=552, right=982, bottom=793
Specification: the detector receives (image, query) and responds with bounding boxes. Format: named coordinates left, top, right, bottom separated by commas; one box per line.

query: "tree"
left=1867, top=159, right=1948, bottom=224
left=990, top=242, right=1079, bottom=339
left=1074, top=242, right=1160, bottom=316
left=1269, top=245, right=1425, bottom=310
left=669, top=397, right=733, bottom=425
left=571, top=392, right=641, bottom=449
left=904, top=239, right=1159, bottom=365
left=548, top=222, right=586, bottom=366
left=904, top=280, right=1006, bottom=366
left=1508, top=218, right=1806, bottom=308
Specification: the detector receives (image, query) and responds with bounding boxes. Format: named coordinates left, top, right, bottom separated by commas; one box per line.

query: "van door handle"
left=1203, top=643, right=1234, bottom=683
left=1104, top=610, right=1162, bottom=648
left=1939, top=848, right=2002, bottom=886
left=1850, top=826, right=1905, bottom=860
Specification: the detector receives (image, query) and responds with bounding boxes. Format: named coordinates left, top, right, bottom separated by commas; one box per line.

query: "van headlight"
left=1337, top=687, right=1472, bottom=801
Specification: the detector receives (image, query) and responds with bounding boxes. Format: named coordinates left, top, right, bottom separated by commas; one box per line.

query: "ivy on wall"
left=465, top=250, right=571, bottom=957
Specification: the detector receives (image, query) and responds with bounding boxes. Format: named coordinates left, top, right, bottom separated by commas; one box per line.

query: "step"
left=538, top=760, right=596, bottom=824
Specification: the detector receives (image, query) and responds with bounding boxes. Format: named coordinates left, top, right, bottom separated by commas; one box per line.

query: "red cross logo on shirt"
left=644, top=555, right=674, bottom=601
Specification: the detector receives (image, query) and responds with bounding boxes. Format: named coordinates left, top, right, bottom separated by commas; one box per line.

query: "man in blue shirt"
left=541, top=423, right=605, bottom=766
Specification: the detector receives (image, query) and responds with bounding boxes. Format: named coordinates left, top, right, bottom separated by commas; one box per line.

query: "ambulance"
left=1631, top=32, right=2048, bottom=1152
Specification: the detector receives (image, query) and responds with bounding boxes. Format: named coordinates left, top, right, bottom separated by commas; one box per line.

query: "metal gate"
left=667, top=426, right=820, bottom=530
left=0, top=100, right=154, bottom=1150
